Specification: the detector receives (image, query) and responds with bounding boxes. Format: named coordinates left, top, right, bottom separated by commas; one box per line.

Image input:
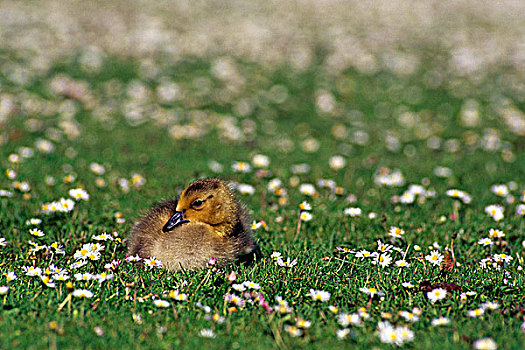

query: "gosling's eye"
left=191, top=199, right=204, bottom=208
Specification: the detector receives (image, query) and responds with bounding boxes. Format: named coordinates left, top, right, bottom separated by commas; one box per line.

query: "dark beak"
left=162, top=211, right=189, bottom=232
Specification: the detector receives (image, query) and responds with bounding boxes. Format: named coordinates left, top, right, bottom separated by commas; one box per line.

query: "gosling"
left=127, top=178, right=259, bottom=271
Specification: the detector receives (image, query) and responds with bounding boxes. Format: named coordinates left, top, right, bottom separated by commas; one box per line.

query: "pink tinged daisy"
left=27, top=241, right=46, bottom=254
left=0, top=238, right=6, bottom=246
left=72, top=289, right=93, bottom=298
left=153, top=299, right=170, bottom=308
left=427, top=288, right=447, bottom=303
left=425, top=250, right=444, bottom=266
left=431, top=317, right=451, bottom=326
left=29, top=228, right=45, bottom=237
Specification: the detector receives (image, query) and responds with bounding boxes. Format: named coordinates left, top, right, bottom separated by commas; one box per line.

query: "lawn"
left=1, top=2, right=525, bottom=349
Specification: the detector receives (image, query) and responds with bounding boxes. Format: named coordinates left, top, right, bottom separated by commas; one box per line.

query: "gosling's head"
left=162, top=178, right=238, bottom=235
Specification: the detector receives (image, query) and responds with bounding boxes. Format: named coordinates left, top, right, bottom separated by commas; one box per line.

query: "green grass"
left=0, top=54, right=524, bottom=349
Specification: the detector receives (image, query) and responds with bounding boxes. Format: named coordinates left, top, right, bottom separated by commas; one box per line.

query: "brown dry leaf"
left=419, top=281, right=463, bottom=293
